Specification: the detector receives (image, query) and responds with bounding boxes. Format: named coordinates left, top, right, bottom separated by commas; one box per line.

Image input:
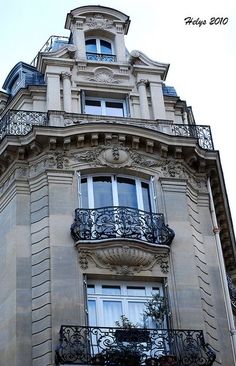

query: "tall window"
left=80, top=175, right=152, bottom=212
left=87, top=281, right=162, bottom=328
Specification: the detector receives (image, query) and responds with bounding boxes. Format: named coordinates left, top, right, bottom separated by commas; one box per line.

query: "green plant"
left=115, top=315, right=139, bottom=329
left=143, top=293, right=168, bottom=325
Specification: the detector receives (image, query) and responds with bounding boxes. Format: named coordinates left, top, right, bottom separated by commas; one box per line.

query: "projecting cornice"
left=129, top=50, right=169, bottom=80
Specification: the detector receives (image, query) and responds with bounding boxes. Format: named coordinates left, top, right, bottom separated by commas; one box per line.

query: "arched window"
left=85, top=38, right=116, bottom=62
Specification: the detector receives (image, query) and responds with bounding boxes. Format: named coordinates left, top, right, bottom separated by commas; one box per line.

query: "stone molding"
left=77, top=242, right=170, bottom=275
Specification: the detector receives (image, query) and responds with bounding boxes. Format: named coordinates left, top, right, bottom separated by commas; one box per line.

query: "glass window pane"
left=117, top=177, right=138, bottom=208
left=141, top=182, right=151, bottom=212
left=105, top=102, right=124, bottom=117
left=85, top=100, right=102, bottom=115
left=100, top=40, right=112, bottom=54
left=88, top=300, right=97, bottom=326
left=85, top=39, right=97, bottom=53
left=103, top=301, right=123, bottom=327
left=152, top=287, right=160, bottom=295
left=93, top=176, right=113, bottom=208
left=127, top=287, right=146, bottom=296
left=128, top=302, right=146, bottom=326
left=102, top=286, right=121, bottom=295
left=81, top=178, right=88, bottom=208
left=87, top=285, right=95, bottom=294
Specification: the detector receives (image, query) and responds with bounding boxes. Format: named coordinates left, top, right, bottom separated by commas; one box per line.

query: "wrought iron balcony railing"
left=55, top=325, right=216, bottom=366
left=227, top=273, right=236, bottom=312
left=0, top=110, right=48, bottom=140
left=0, top=110, right=214, bottom=150
left=62, top=113, right=214, bottom=151
left=86, top=52, right=116, bottom=62
left=71, top=206, right=175, bottom=246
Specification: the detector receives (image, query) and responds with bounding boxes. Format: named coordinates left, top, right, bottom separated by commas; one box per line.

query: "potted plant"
left=114, top=315, right=149, bottom=343
left=143, top=293, right=168, bottom=327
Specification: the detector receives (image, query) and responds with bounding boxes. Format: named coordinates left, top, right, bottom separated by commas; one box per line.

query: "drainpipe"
left=207, top=178, right=236, bottom=361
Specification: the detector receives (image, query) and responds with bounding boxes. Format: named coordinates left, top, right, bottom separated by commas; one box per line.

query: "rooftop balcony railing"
left=86, top=52, right=117, bottom=62
left=71, top=206, right=175, bottom=246
left=0, top=110, right=48, bottom=140
left=55, top=325, right=216, bottom=366
left=31, top=35, right=69, bottom=67
left=0, top=110, right=214, bottom=151
left=62, top=113, right=214, bottom=150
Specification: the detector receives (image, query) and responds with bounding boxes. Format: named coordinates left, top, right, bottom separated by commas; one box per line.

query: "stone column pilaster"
left=149, top=81, right=166, bottom=120
left=137, top=79, right=149, bottom=119
left=61, top=72, right=72, bottom=113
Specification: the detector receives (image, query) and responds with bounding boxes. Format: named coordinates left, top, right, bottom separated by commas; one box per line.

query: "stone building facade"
left=0, top=5, right=236, bottom=366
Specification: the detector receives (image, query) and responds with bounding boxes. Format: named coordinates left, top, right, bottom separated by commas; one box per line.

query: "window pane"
left=93, top=176, right=113, bottom=208
left=87, top=285, right=95, bottom=294
left=141, top=182, right=151, bottom=212
left=85, top=39, right=97, bottom=53
left=127, top=287, right=146, bottom=296
left=88, top=300, right=97, bottom=326
left=100, top=40, right=112, bottom=54
left=105, top=102, right=124, bottom=117
left=103, top=301, right=123, bottom=327
left=117, top=177, right=138, bottom=208
left=102, top=285, right=121, bottom=295
left=128, top=302, right=146, bottom=326
left=81, top=178, right=88, bottom=208
left=85, top=100, right=102, bottom=115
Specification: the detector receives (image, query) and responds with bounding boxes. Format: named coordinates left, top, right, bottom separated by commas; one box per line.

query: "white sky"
left=0, top=0, right=236, bottom=231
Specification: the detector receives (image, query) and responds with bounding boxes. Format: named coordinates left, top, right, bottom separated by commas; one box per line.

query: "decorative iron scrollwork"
left=86, top=52, right=116, bottom=62
left=55, top=325, right=216, bottom=365
left=0, top=110, right=48, bottom=140
left=71, top=206, right=175, bottom=246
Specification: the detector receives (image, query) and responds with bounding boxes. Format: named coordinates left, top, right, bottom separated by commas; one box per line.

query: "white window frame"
left=87, top=280, right=163, bottom=328
left=84, top=97, right=127, bottom=117
left=80, top=174, right=154, bottom=212
left=85, top=37, right=114, bottom=55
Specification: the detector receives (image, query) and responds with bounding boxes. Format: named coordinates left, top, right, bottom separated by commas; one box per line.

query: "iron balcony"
left=70, top=206, right=175, bottom=246
left=55, top=325, right=216, bottom=366
left=0, top=110, right=214, bottom=150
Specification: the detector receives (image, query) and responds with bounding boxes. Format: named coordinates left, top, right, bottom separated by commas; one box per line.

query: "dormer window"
left=85, top=38, right=116, bottom=62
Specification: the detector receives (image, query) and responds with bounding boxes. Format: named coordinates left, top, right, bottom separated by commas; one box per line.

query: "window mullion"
left=96, top=39, right=100, bottom=53
left=136, top=179, right=144, bottom=211
left=112, top=175, right=119, bottom=206
left=88, top=176, right=94, bottom=208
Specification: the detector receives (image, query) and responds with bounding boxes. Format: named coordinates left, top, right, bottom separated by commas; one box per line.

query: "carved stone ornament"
left=89, top=69, right=120, bottom=84
left=77, top=244, right=169, bottom=275
left=74, top=144, right=131, bottom=168
left=74, top=144, right=165, bottom=169
left=86, top=14, right=113, bottom=29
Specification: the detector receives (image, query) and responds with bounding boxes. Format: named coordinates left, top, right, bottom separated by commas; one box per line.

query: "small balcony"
left=86, top=52, right=116, bottom=62
left=70, top=206, right=175, bottom=246
left=55, top=325, right=216, bottom=366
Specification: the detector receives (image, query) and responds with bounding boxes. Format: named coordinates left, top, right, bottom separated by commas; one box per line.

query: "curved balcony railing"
left=86, top=52, right=116, bottom=62
left=227, top=273, right=236, bottom=312
left=55, top=325, right=216, bottom=366
left=71, top=206, right=175, bottom=246
left=0, top=110, right=48, bottom=140
left=0, top=110, right=214, bottom=150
